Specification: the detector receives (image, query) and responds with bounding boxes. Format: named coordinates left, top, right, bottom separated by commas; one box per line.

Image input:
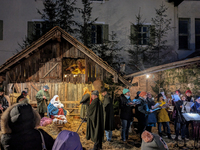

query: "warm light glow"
left=64, top=75, right=67, bottom=77
left=73, top=75, right=77, bottom=77
left=146, top=74, right=150, bottom=78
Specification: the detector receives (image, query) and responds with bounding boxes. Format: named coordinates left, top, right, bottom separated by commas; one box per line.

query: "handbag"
left=38, top=129, right=47, bottom=150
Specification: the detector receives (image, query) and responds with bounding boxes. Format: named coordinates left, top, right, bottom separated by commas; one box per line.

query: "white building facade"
left=0, top=0, right=200, bottom=73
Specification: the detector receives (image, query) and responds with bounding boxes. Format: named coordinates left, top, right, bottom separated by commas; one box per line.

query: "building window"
left=179, top=18, right=189, bottom=49
left=91, top=24, right=108, bottom=44
left=130, top=25, right=154, bottom=45
left=27, top=21, right=47, bottom=40
left=195, top=19, right=200, bottom=50
left=0, top=20, right=3, bottom=40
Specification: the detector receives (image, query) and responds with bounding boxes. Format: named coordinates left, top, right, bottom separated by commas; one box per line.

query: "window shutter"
left=27, top=21, right=34, bottom=40
left=0, top=20, right=3, bottom=40
left=130, top=24, right=135, bottom=45
left=150, top=25, right=155, bottom=45
left=103, top=24, right=109, bottom=43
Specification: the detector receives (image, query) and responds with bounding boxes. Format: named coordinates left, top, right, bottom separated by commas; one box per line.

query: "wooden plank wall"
left=5, top=40, right=111, bottom=86
left=7, top=82, right=93, bottom=116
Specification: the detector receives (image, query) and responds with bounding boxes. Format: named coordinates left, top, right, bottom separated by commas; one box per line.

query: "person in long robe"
left=36, top=85, right=50, bottom=118
left=80, top=87, right=91, bottom=120
left=101, top=87, right=114, bottom=142
left=86, top=90, right=104, bottom=150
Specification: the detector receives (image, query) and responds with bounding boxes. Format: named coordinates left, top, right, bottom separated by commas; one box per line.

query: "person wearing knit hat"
left=141, top=130, right=168, bottom=150
left=119, top=88, right=134, bottom=142
left=36, top=85, right=50, bottom=118
left=139, top=91, right=147, bottom=97
left=123, top=88, right=130, bottom=95
left=135, top=91, right=152, bottom=143
left=185, top=89, right=194, bottom=102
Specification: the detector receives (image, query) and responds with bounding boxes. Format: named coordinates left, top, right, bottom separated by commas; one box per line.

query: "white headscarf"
left=160, top=91, right=167, bottom=100
left=50, top=95, right=59, bottom=104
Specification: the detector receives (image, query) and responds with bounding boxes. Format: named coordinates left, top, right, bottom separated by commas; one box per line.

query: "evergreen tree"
left=17, top=0, right=79, bottom=50
left=79, top=0, right=97, bottom=48
left=92, top=31, right=123, bottom=70
left=57, top=0, right=79, bottom=34
left=150, top=3, right=172, bottom=65
left=128, top=10, right=149, bottom=72
left=38, top=0, right=58, bottom=22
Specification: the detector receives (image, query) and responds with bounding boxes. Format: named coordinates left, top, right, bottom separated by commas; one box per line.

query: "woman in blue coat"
left=146, top=92, right=157, bottom=132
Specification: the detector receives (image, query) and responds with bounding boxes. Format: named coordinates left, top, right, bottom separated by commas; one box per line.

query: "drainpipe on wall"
left=174, top=6, right=179, bottom=60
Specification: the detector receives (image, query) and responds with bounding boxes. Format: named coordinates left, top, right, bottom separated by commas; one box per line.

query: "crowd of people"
left=1, top=83, right=200, bottom=150
left=117, top=88, right=200, bottom=147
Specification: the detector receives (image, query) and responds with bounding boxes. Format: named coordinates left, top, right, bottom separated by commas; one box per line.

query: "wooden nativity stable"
left=0, top=26, right=130, bottom=115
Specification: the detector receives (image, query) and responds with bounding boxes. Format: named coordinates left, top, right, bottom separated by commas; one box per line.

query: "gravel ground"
left=39, top=117, right=197, bottom=150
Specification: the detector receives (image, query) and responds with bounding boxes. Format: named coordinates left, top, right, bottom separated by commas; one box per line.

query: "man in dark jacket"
left=0, top=87, right=9, bottom=130
left=135, top=91, right=152, bottom=141
left=174, top=95, right=186, bottom=141
left=119, top=88, right=134, bottom=142
left=86, top=90, right=104, bottom=150
left=101, top=87, right=114, bottom=142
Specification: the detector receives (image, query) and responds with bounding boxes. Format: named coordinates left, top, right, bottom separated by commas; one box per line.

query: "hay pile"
left=38, top=118, right=197, bottom=150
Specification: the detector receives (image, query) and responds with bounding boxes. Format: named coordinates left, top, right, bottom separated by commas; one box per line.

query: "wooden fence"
left=7, top=82, right=93, bottom=116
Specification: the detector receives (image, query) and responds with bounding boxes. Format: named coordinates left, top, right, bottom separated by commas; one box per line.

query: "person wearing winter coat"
left=80, top=87, right=91, bottom=120
left=17, top=91, right=29, bottom=104
left=0, top=103, right=54, bottom=150
left=119, top=88, right=134, bottom=142
left=0, top=87, right=9, bottom=114
left=157, top=94, right=172, bottom=139
left=86, top=90, right=104, bottom=150
left=190, top=97, right=200, bottom=140
left=185, top=90, right=194, bottom=102
left=141, top=130, right=169, bottom=150
left=146, top=92, right=157, bottom=132
left=135, top=91, right=152, bottom=140
left=173, top=95, right=187, bottom=141
left=191, top=97, right=200, bottom=113
left=102, top=87, right=114, bottom=142
left=36, top=85, right=50, bottom=118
